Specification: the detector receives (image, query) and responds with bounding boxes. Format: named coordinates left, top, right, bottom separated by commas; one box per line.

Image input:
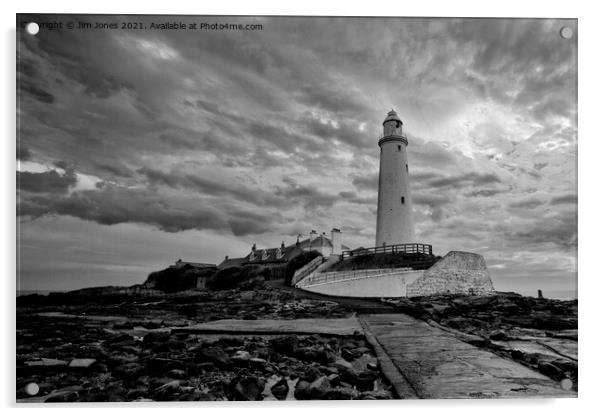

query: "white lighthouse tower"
left=375, top=109, right=415, bottom=246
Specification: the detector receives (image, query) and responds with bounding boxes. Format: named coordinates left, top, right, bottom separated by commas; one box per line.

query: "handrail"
left=297, top=267, right=419, bottom=288
left=291, top=256, right=324, bottom=285
left=342, top=243, right=433, bottom=259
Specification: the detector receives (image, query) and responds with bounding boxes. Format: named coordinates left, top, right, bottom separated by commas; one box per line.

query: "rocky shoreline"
left=17, top=284, right=392, bottom=402
left=17, top=284, right=577, bottom=401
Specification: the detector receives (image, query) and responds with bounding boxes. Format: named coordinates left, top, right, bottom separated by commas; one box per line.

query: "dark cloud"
left=17, top=169, right=77, bottom=194
left=275, top=177, right=339, bottom=210
left=508, top=197, right=545, bottom=209
left=338, top=191, right=375, bottom=205
left=20, top=80, right=55, bottom=103
left=509, top=210, right=577, bottom=248
left=352, top=174, right=378, bottom=191
left=550, top=194, right=577, bottom=205
left=427, top=172, right=501, bottom=189
left=17, top=145, right=32, bottom=161
left=18, top=182, right=278, bottom=236
left=464, top=188, right=507, bottom=198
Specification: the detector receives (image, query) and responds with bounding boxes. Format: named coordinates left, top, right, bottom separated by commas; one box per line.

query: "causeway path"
left=269, top=281, right=576, bottom=399
left=359, top=313, right=576, bottom=399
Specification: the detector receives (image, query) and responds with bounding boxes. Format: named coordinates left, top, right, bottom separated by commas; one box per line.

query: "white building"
left=375, top=110, right=415, bottom=246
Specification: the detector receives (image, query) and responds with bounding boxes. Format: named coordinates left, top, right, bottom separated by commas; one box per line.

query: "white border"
left=3, top=1, right=599, bottom=415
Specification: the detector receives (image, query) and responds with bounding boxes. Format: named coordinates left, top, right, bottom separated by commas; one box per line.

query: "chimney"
left=225, top=255, right=229, bottom=261
left=252, top=243, right=256, bottom=251
left=281, top=241, right=285, bottom=249
left=310, top=230, right=318, bottom=241
left=331, top=228, right=342, bottom=255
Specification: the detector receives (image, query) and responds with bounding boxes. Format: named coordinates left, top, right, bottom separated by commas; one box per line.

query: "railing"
left=342, top=243, right=433, bottom=259
left=297, top=267, right=417, bottom=288
left=291, top=256, right=324, bottom=285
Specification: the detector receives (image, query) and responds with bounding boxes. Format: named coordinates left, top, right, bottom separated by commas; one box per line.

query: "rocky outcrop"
left=406, top=251, right=494, bottom=297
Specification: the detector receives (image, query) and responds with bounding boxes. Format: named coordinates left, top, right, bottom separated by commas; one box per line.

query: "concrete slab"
left=173, top=317, right=363, bottom=336
left=361, top=314, right=576, bottom=399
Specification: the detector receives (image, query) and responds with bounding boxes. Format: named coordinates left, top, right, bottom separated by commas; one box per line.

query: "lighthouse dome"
left=383, top=109, right=403, bottom=125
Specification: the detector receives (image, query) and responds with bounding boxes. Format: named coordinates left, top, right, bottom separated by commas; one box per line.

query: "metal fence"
left=296, top=267, right=416, bottom=288
left=342, top=243, right=433, bottom=259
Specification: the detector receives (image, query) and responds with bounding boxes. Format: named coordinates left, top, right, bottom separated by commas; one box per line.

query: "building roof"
left=297, top=235, right=350, bottom=251
left=245, top=245, right=302, bottom=265
left=383, top=109, right=402, bottom=125
left=217, top=257, right=246, bottom=269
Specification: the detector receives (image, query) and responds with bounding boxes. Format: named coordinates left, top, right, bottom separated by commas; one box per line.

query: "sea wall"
left=406, top=251, right=494, bottom=297
left=300, top=269, right=423, bottom=297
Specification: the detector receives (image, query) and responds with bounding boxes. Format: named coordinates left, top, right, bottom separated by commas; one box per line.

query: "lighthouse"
left=375, top=109, right=415, bottom=246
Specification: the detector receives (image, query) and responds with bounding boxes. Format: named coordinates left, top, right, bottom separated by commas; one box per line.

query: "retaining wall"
left=406, top=251, right=494, bottom=297
left=300, top=269, right=423, bottom=297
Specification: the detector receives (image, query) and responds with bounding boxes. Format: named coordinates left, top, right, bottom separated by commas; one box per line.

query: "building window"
left=401, top=196, right=405, bottom=204
left=397, top=145, right=401, bottom=151
left=406, top=164, right=408, bottom=172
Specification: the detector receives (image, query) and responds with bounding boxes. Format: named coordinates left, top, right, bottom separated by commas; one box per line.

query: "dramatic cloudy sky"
left=16, top=15, right=577, bottom=295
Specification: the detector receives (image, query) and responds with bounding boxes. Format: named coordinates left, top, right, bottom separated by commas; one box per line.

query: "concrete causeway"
left=360, top=314, right=576, bottom=399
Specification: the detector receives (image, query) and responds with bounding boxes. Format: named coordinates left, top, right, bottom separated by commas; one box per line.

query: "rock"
left=126, top=388, right=148, bottom=401
left=68, top=358, right=96, bottom=369
left=270, top=335, right=299, bottom=355
left=249, top=357, right=267, bottom=370
left=270, top=377, right=289, bottom=400
left=178, top=390, right=213, bottom=401
left=104, top=333, right=135, bottom=345
left=167, top=368, right=187, bottom=379
left=341, top=348, right=362, bottom=361
left=294, top=380, right=311, bottom=400
left=112, top=362, right=144, bottom=381
left=324, top=387, right=359, bottom=400
left=146, top=357, right=184, bottom=374
left=152, top=380, right=183, bottom=401
left=302, top=366, right=323, bottom=382
left=366, top=362, right=379, bottom=371
left=230, top=374, right=265, bottom=401
left=489, top=330, right=508, bottom=341
left=356, top=370, right=377, bottom=391
left=327, top=373, right=340, bottom=386
left=339, top=367, right=359, bottom=385
left=334, top=358, right=353, bottom=371
left=232, top=350, right=251, bottom=367
left=44, top=390, right=79, bottom=402
left=194, top=346, right=231, bottom=369
left=24, top=358, right=69, bottom=368
left=308, top=375, right=331, bottom=399
left=538, top=361, right=564, bottom=379
left=360, top=390, right=393, bottom=400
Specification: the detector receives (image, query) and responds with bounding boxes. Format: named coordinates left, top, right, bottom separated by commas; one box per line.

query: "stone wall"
left=406, top=251, right=494, bottom=297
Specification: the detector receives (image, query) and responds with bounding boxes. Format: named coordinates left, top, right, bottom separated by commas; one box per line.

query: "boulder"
left=294, top=380, right=311, bottom=400
left=68, top=358, right=96, bottom=369
left=270, top=335, right=298, bottom=355
left=324, top=387, right=359, bottom=400
left=194, top=346, right=231, bottom=369
left=230, top=374, right=265, bottom=401
left=270, top=377, right=289, bottom=400
left=360, top=390, right=393, bottom=400
left=308, top=375, right=331, bottom=399
left=151, top=380, right=183, bottom=401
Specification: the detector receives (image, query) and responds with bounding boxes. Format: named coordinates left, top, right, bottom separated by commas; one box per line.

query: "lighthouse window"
left=397, top=145, right=401, bottom=151
left=401, top=196, right=405, bottom=204
left=406, top=164, right=408, bottom=172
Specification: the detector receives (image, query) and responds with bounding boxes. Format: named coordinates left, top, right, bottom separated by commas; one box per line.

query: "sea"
left=16, top=289, right=578, bottom=300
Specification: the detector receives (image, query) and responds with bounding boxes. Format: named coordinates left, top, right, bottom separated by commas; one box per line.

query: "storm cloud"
left=16, top=15, right=577, bottom=293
